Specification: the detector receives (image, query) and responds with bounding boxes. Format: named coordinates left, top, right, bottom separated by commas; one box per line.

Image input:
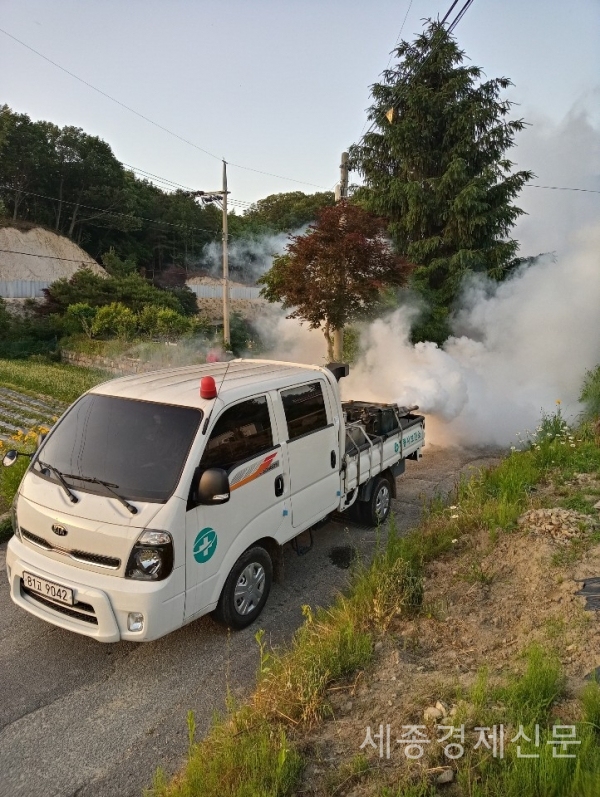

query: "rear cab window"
left=280, top=381, right=330, bottom=441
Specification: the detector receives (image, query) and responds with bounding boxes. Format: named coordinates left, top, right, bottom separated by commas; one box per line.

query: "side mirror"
left=36, top=432, right=48, bottom=450
left=2, top=449, right=18, bottom=468
left=198, top=468, right=230, bottom=505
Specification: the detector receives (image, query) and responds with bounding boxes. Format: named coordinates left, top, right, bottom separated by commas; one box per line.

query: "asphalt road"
left=0, top=445, right=500, bottom=797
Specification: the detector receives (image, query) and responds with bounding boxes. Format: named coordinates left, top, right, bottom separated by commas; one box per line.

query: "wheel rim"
left=233, top=562, right=266, bottom=616
left=375, top=483, right=390, bottom=520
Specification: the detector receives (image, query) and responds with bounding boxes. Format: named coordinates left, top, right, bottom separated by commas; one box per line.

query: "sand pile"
left=0, top=226, right=106, bottom=281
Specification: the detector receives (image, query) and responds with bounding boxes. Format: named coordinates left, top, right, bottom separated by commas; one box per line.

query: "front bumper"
left=6, top=536, right=185, bottom=643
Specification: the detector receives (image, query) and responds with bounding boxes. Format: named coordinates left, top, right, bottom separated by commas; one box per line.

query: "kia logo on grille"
left=52, top=524, right=68, bottom=537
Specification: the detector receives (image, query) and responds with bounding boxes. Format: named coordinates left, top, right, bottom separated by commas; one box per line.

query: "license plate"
left=22, top=571, right=74, bottom=606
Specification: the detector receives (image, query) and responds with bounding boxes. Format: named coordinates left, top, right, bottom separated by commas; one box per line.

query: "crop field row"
left=0, top=387, right=66, bottom=442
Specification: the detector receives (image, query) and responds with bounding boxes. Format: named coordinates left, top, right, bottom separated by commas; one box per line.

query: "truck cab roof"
left=90, top=359, right=334, bottom=410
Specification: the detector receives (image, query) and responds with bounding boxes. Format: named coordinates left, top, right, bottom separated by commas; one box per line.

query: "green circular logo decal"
left=394, top=442, right=400, bottom=453
left=193, top=528, right=217, bottom=563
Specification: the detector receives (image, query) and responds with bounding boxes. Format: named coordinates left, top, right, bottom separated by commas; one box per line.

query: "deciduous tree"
left=258, top=202, right=411, bottom=359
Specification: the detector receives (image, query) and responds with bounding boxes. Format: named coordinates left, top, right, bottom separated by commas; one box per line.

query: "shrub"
left=64, top=302, right=97, bottom=337
left=40, top=269, right=190, bottom=317
left=91, top=302, right=137, bottom=339
left=137, top=304, right=162, bottom=336
left=155, top=308, right=191, bottom=339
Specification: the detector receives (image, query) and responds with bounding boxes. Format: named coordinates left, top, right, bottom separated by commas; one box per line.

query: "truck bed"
left=341, top=400, right=424, bottom=494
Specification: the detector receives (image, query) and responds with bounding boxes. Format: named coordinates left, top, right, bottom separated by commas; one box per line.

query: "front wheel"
left=213, top=546, right=273, bottom=629
left=360, top=476, right=392, bottom=526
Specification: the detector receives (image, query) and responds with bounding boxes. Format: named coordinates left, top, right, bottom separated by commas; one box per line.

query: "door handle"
left=274, top=475, right=284, bottom=496
left=331, top=450, right=337, bottom=468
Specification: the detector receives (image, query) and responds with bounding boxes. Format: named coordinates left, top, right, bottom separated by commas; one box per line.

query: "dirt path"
left=0, top=445, right=500, bottom=797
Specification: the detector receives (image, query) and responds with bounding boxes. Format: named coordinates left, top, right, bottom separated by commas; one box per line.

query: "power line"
left=0, top=186, right=224, bottom=238
left=447, top=0, right=476, bottom=33
left=440, top=0, right=461, bottom=25
left=0, top=248, right=96, bottom=264
left=121, top=163, right=256, bottom=208
left=384, top=0, right=415, bottom=74
left=0, top=26, right=329, bottom=191
left=361, top=0, right=477, bottom=140
left=359, top=0, right=415, bottom=140
left=526, top=184, right=600, bottom=195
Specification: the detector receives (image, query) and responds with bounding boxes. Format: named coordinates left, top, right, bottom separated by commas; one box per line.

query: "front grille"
left=21, top=529, right=51, bottom=550
left=21, top=528, right=121, bottom=570
left=21, top=583, right=98, bottom=625
left=70, top=551, right=121, bottom=569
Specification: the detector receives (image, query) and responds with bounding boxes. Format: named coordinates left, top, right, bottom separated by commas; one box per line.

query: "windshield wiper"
left=37, top=460, right=79, bottom=504
left=64, top=473, right=138, bottom=515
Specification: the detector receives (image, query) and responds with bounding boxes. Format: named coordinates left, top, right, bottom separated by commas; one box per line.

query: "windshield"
left=36, top=394, right=202, bottom=503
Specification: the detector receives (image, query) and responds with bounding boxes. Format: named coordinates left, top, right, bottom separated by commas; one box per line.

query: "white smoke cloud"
left=201, top=229, right=305, bottom=283
left=512, top=107, right=600, bottom=256
left=344, top=222, right=600, bottom=447
left=254, top=304, right=328, bottom=365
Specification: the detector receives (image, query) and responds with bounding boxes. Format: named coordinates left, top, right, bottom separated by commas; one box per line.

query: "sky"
left=1, top=0, right=599, bottom=216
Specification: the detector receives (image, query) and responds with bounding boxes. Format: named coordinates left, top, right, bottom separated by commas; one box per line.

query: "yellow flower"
left=556, top=399, right=561, bottom=405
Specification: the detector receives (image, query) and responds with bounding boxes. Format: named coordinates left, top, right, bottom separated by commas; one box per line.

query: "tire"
left=213, top=546, right=273, bottom=629
left=360, top=476, right=392, bottom=526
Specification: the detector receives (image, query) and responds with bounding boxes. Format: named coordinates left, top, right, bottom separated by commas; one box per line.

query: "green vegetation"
left=149, top=712, right=303, bottom=797
left=229, top=190, right=334, bottom=236
left=349, top=20, right=533, bottom=344
left=0, top=297, right=60, bottom=359
left=0, top=358, right=105, bottom=402
left=0, top=515, right=12, bottom=543
left=580, top=365, right=600, bottom=421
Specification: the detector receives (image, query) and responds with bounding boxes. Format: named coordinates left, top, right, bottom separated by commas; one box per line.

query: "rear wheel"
left=360, top=476, right=392, bottom=526
left=213, top=546, right=273, bottom=629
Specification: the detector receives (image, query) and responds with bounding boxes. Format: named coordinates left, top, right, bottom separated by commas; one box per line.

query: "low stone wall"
left=61, top=350, right=160, bottom=376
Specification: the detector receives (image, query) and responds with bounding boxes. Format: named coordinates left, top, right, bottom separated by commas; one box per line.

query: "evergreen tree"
left=350, top=20, right=533, bottom=343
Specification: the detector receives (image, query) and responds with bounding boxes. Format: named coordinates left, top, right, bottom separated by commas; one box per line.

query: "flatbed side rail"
left=342, top=414, right=424, bottom=495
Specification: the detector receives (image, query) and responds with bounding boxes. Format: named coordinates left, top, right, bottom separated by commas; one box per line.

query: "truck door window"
left=201, top=396, right=273, bottom=472
left=281, top=382, right=329, bottom=441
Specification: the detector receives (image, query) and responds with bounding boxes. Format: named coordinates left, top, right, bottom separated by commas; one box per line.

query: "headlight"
left=125, top=529, right=173, bottom=581
left=10, top=495, right=21, bottom=541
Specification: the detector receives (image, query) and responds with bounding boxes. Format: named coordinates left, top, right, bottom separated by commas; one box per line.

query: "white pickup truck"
left=3, top=359, right=424, bottom=642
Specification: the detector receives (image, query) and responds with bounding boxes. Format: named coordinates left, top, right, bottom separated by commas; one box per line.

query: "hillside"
left=0, top=225, right=106, bottom=282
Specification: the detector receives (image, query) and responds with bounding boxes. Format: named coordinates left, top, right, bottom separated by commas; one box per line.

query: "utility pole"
left=186, top=162, right=231, bottom=350
left=222, top=160, right=230, bottom=349
left=333, top=151, right=349, bottom=361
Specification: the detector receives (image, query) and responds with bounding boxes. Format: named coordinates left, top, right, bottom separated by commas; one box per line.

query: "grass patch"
left=0, top=358, right=106, bottom=403
left=500, top=645, right=565, bottom=726
left=455, top=649, right=599, bottom=797
left=147, top=710, right=303, bottom=797
left=0, top=514, right=12, bottom=543
left=559, top=492, right=599, bottom=515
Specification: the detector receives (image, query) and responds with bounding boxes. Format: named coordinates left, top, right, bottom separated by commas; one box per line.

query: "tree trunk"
left=68, top=189, right=83, bottom=238
left=333, top=328, right=343, bottom=361
left=324, top=321, right=334, bottom=361
left=55, top=177, right=63, bottom=231
left=12, top=188, right=22, bottom=220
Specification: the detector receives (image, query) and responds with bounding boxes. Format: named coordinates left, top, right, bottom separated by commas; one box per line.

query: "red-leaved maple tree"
left=258, top=201, right=412, bottom=359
